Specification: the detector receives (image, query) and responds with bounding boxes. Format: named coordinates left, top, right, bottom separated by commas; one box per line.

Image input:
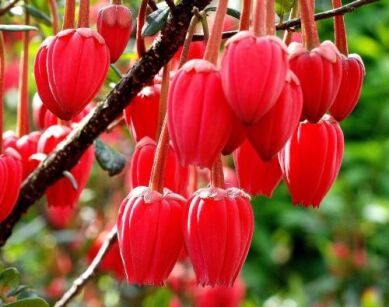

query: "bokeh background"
left=1, top=0, right=389, bottom=306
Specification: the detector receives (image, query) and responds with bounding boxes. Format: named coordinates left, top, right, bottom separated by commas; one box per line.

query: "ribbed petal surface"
left=330, top=54, right=365, bottom=121
left=46, top=28, right=109, bottom=120
left=233, top=140, right=282, bottom=197
left=278, top=116, right=344, bottom=207
left=117, top=186, right=185, bottom=285
left=246, top=70, right=303, bottom=161
left=184, top=187, right=253, bottom=286
left=220, top=31, right=289, bottom=125
left=289, top=41, right=343, bottom=123
left=97, top=4, right=132, bottom=63
left=168, top=59, right=234, bottom=168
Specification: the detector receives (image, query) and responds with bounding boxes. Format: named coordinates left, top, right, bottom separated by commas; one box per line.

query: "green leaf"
left=0, top=25, right=38, bottom=32
left=4, top=298, right=49, bottom=307
left=205, top=7, right=241, bottom=19
left=6, top=285, right=29, bottom=298
left=24, top=4, right=51, bottom=25
left=94, top=138, right=126, bottom=176
left=0, top=268, right=20, bottom=289
left=143, top=288, right=172, bottom=307
left=142, top=6, right=169, bottom=37
left=275, top=0, right=295, bottom=19
left=107, top=64, right=122, bottom=84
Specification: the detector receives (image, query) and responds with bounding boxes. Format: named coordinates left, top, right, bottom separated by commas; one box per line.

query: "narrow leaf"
left=4, top=298, right=49, bottom=307
left=24, top=5, right=51, bottom=25
left=275, top=0, right=296, bottom=19
left=0, top=25, right=38, bottom=32
left=94, top=138, right=126, bottom=176
left=107, top=64, right=122, bottom=84
left=142, top=6, right=169, bottom=37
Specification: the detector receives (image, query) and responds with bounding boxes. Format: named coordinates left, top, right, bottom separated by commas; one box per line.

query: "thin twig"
left=165, top=0, right=176, bottom=13
left=54, top=227, right=118, bottom=307
left=148, top=0, right=158, bottom=11
left=0, top=0, right=20, bottom=16
left=192, top=0, right=379, bottom=41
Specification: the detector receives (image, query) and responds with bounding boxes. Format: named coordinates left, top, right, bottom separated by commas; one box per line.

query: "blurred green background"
left=1, top=0, right=389, bottom=306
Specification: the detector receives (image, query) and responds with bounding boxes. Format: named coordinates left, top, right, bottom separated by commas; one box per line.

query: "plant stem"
left=332, top=0, right=348, bottom=55
left=16, top=9, right=30, bottom=138
left=148, top=0, right=158, bottom=11
left=179, top=9, right=201, bottom=68
left=252, top=0, right=266, bottom=36
left=239, top=0, right=251, bottom=31
left=299, top=0, right=320, bottom=49
left=157, top=63, right=170, bottom=136
left=48, top=0, right=60, bottom=35
left=210, top=157, right=224, bottom=188
left=203, top=0, right=228, bottom=65
left=54, top=226, right=118, bottom=307
left=165, top=0, right=176, bottom=13
left=77, top=0, right=90, bottom=28
left=191, top=0, right=379, bottom=40
left=0, top=33, right=4, bottom=153
left=136, top=0, right=148, bottom=58
left=283, top=3, right=299, bottom=44
left=63, top=0, right=76, bottom=29
left=197, top=9, right=209, bottom=45
left=189, top=165, right=198, bottom=194
left=149, top=61, right=171, bottom=193
left=111, top=0, right=122, bottom=4
left=149, top=118, right=170, bottom=193
left=266, top=0, right=275, bottom=35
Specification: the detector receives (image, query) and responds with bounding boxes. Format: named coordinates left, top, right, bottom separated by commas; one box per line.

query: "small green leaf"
left=275, top=0, right=295, bottom=19
left=94, top=138, right=127, bottom=176
left=6, top=285, right=29, bottom=298
left=205, top=7, right=241, bottom=20
left=0, top=268, right=20, bottom=289
left=4, top=298, right=49, bottom=307
left=107, top=64, right=122, bottom=84
left=142, top=6, right=169, bottom=37
left=24, top=4, right=51, bottom=25
left=0, top=25, right=38, bottom=32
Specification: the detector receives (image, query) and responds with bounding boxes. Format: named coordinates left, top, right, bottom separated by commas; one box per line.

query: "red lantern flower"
left=184, top=187, right=253, bottom=286
left=278, top=115, right=344, bottom=207
left=127, top=137, right=189, bottom=195
left=220, top=31, right=289, bottom=125
left=97, top=4, right=132, bottom=63
left=168, top=59, right=234, bottom=168
left=37, top=125, right=94, bottom=208
left=123, top=85, right=160, bottom=142
left=45, top=205, right=76, bottom=229
left=245, top=70, right=303, bottom=161
left=0, top=149, right=22, bottom=222
left=4, top=131, right=41, bottom=180
left=330, top=54, right=365, bottom=121
left=46, top=28, right=109, bottom=120
left=34, top=36, right=63, bottom=118
left=289, top=41, right=343, bottom=123
left=117, top=186, right=185, bottom=285
left=233, top=140, right=282, bottom=197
